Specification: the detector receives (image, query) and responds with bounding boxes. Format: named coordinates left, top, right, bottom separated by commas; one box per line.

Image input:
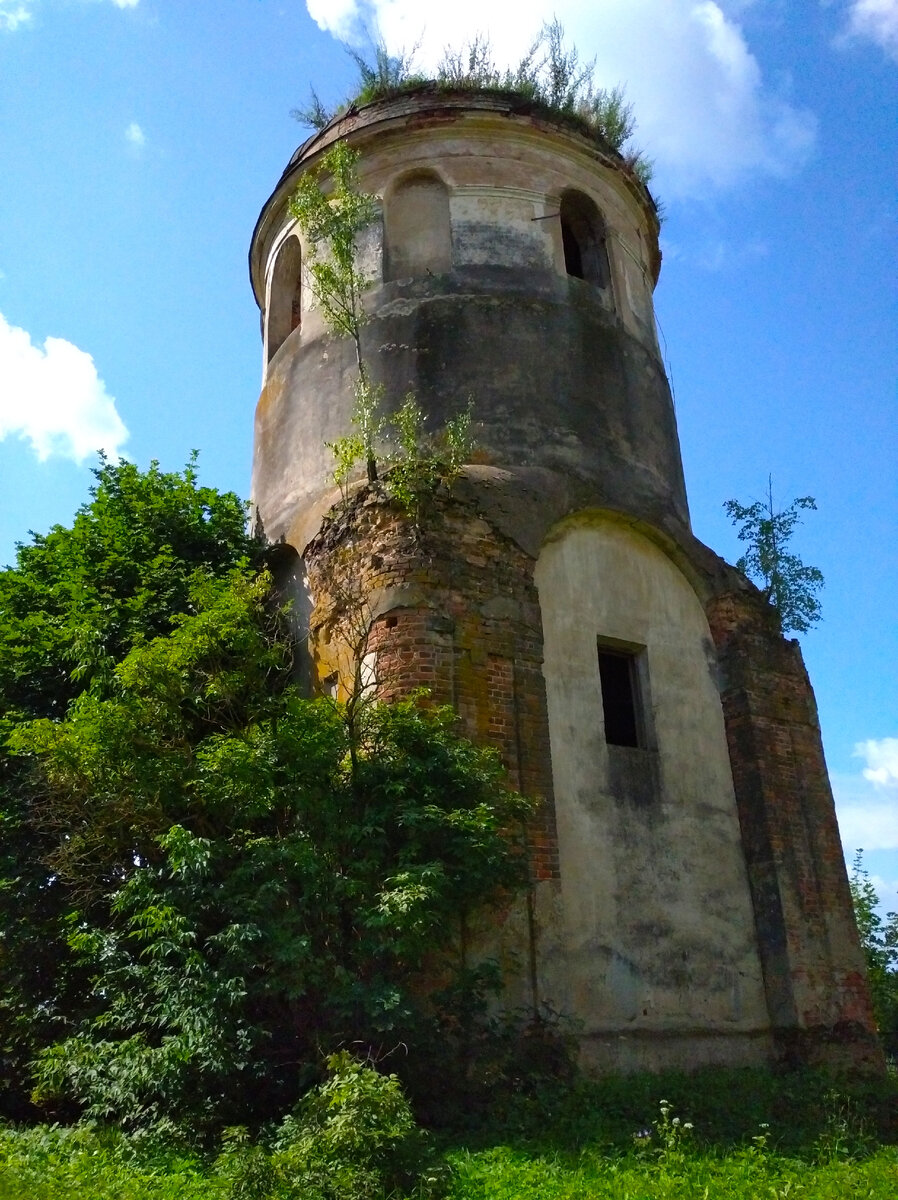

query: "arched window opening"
left=559, top=191, right=611, bottom=290
left=384, top=171, right=451, bottom=281
left=266, top=235, right=303, bottom=363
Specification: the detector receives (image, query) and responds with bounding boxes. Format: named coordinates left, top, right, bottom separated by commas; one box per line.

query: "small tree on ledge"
left=724, top=477, right=824, bottom=635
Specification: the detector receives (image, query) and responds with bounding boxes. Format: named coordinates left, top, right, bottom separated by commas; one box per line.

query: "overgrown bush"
left=272, top=1052, right=444, bottom=1199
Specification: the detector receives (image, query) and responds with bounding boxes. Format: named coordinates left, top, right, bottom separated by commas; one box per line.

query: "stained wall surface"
left=250, top=94, right=686, bottom=559
left=536, top=516, right=772, bottom=1069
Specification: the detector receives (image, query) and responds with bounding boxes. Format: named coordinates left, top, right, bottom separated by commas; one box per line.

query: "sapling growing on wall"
left=388, top=394, right=475, bottom=522
left=290, top=140, right=381, bottom=482
left=724, top=477, right=824, bottom=634
left=289, top=140, right=475, bottom=515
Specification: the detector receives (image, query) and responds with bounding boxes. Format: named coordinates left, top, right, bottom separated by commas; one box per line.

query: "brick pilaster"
left=707, top=589, right=883, bottom=1071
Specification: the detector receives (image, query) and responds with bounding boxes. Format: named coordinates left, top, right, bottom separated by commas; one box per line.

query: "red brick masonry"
left=707, top=589, right=883, bottom=1070
left=304, top=487, right=559, bottom=882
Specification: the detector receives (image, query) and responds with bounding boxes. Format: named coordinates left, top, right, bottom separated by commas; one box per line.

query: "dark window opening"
left=290, top=283, right=302, bottom=334
left=561, top=220, right=584, bottom=279
left=598, top=648, right=641, bottom=747
left=266, top=236, right=303, bottom=363
left=559, top=190, right=611, bottom=289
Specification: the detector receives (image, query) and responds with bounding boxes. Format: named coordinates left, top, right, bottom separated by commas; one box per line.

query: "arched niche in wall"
left=559, top=190, right=611, bottom=291
left=384, top=170, right=451, bottom=281
left=266, top=235, right=303, bottom=363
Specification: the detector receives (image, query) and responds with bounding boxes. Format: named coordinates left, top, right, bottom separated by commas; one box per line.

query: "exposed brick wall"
left=707, top=588, right=883, bottom=1071
left=304, top=486, right=559, bottom=882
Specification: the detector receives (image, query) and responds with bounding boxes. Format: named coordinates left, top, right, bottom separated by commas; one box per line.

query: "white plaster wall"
left=535, top=516, right=770, bottom=1049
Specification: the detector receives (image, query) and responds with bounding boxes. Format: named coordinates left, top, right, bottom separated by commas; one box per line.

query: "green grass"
left=2, top=1126, right=895, bottom=1200
left=437, top=1068, right=898, bottom=1199
left=446, top=1143, right=898, bottom=1199
left=0, top=1125, right=220, bottom=1200
left=2, top=1068, right=896, bottom=1199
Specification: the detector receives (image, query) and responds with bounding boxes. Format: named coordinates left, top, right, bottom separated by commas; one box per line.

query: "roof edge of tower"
left=249, top=86, right=661, bottom=309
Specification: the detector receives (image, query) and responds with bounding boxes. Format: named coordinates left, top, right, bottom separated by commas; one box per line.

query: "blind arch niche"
left=384, top=171, right=451, bottom=281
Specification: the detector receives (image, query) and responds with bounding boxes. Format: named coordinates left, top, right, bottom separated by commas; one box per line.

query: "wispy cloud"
left=696, top=238, right=769, bottom=272
left=856, top=737, right=898, bottom=787
left=125, top=121, right=145, bottom=149
left=0, top=0, right=138, bottom=31
left=305, top=0, right=818, bottom=197
left=0, top=2, right=32, bottom=30
left=844, top=0, right=898, bottom=61
left=0, top=311, right=129, bottom=462
left=870, top=874, right=898, bottom=908
left=832, top=737, right=898, bottom=854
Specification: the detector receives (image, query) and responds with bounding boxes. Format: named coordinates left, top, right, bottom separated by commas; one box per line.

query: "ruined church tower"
left=249, top=90, right=881, bottom=1073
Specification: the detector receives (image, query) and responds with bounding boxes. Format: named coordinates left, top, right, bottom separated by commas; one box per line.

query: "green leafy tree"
left=849, top=851, right=898, bottom=1058
left=723, top=478, right=824, bottom=634
left=0, top=455, right=261, bottom=1118
left=15, top=572, right=530, bottom=1134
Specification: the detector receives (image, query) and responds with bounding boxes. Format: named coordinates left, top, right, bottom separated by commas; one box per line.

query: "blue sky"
left=1, top=1, right=896, bottom=904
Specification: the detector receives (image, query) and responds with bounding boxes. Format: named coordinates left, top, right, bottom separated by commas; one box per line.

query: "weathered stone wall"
left=252, top=90, right=882, bottom=1075
left=250, top=92, right=686, bottom=560
left=303, top=487, right=559, bottom=886
left=707, top=588, right=884, bottom=1071
left=535, top=514, right=773, bottom=1071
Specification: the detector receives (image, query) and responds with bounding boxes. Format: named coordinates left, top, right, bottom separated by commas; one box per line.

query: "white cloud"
left=306, top=0, right=358, bottom=41
left=125, top=121, right=145, bottom=148
left=855, top=737, right=898, bottom=787
left=0, top=311, right=129, bottom=462
left=305, top=0, right=817, bottom=196
left=0, top=2, right=32, bottom=30
left=870, top=874, right=898, bottom=907
left=832, top=742, right=898, bottom=853
left=845, top=0, right=898, bottom=61
left=835, top=791, right=898, bottom=852
left=696, top=237, right=769, bottom=271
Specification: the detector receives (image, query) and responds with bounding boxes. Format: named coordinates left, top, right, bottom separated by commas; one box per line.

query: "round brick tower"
left=249, top=90, right=882, bottom=1074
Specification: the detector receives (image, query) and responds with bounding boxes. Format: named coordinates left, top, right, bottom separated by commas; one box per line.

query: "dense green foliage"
left=0, top=453, right=257, bottom=719
left=0, top=458, right=530, bottom=1135
left=850, top=852, right=898, bottom=1058
left=724, top=479, right=824, bottom=634
left=19, top=582, right=527, bottom=1133
left=293, top=21, right=654, bottom=188
left=0, top=456, right=261, bottom=1118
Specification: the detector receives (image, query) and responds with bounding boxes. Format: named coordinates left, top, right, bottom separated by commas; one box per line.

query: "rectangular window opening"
left=597, top=645, right=644, bottom=748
